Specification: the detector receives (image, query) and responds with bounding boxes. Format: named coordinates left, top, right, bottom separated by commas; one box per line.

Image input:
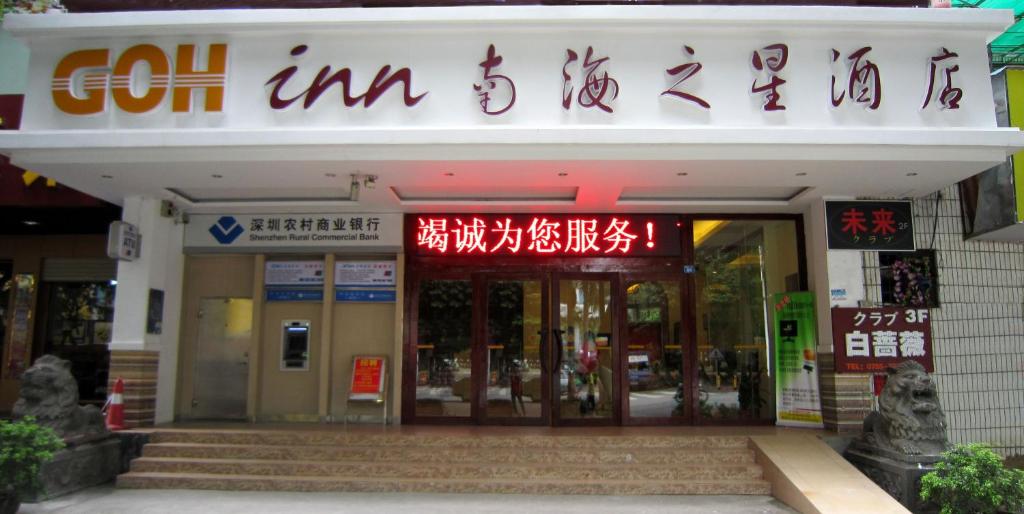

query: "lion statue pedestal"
left=12, top=355, right=122, bottom=501
left=844, top=361, right=948, bottom=513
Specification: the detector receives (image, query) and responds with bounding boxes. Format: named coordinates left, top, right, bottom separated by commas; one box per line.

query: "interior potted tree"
left=0, top=417, right=64, bottom=514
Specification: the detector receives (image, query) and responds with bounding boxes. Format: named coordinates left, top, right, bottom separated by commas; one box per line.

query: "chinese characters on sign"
left=473, top=44, right=516, bottom=115
left=412, top=214, right=681, bottom=257
left=825, top=200, right=915, bottom=251
left=184, top=213, right=402, bottom=251
left=49, top=40, right=968, bottom=117
left=922, top=47, right=962, bottom=110
left=562, top=47, right=619, bottom=113
left=831, top=47, right=882, bottom=110
left=751, top=44, right=788, bottom=111
left=831, top=307, right=934, bottom=373
left=349, top=356, right=387, bottom=401
left=663, top=46, right=710, bottom=109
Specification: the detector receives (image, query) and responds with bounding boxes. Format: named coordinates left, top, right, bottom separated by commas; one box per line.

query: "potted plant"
left=920, top=443, right=1024, bottom=514
left=0, top=417, right=64, bottom=514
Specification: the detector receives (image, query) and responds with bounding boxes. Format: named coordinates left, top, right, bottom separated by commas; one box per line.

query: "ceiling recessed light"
left=443, top=172, right=455, bottom=177
left=795, top=172, right=807, bottom=177
left=22, top=220, right=40, bottom=226
left=558, top=172, right=568, bottom=177
left=211, top=174, right=223, bottom=179
left=906, top=172, right=919, bottom=177
left=325, top=172, right=337, bottom=178
left=677, top=172, right=688, bottom=176
left=101, top=174, right=113, bottom=179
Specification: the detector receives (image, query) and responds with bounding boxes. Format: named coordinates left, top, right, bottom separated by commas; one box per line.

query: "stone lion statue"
left=862, top=360, right=948, bottom=456
left=13, top=355, right=108, bottom=442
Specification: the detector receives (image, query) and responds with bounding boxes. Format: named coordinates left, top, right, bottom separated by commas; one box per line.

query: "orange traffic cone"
left=106, top=377, right=125, bottom=431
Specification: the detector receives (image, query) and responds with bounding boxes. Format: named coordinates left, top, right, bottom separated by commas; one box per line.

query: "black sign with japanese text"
left=831, top=307, right=934, bottom=374
left=825, top=200, right=915, bottom=251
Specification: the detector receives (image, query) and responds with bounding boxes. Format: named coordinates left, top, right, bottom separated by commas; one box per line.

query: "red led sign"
left=412, top=214, right=681, bottom=257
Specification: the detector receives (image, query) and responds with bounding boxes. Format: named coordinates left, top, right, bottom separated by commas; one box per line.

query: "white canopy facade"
left=0, top=5, right=1020, bottom=425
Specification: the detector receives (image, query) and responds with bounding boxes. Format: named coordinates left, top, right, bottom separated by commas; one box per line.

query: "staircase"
left=117, top=429, right=772, bottom=495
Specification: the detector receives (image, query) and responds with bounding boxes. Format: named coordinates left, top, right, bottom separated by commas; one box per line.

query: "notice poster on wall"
left=349, top=356, right=387, bottom=402
left=334, top=261, right=396, bottom=287
left=772, top=292, right=824, bottom=428
left=265, top=261, right=324, bottom=286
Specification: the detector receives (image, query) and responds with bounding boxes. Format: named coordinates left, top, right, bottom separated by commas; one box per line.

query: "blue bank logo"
left=209, top=216, right=244, bottom=244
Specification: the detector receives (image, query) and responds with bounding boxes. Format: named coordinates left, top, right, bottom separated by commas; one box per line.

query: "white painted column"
left=110, top=196, right=185, bottom=425
left=804, top=197, right=873, bottom=433
left=805, top=198, right=868, bottom=353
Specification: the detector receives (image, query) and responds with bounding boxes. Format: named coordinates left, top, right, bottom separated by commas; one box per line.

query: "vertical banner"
left=772, top=292, right=824, bottom=428
left=4, top=274, right=36, bottom=379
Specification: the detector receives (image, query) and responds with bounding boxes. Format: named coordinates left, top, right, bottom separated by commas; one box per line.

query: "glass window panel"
left=694, top=219, right=799, bottom=421
left=557, top=279, right=613, bottom=420
left=42, top=281, right=116, bottom=404
left=626, top=281, right=685, bottom=418
left=484, top=280, right=543, bottom=419
left=415, top=279, right=472, bottom=417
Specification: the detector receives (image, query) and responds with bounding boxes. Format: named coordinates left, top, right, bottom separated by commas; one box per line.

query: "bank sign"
left=18, top=8, right=998, bottom=132
left=185, top=213, right=402, bottom=252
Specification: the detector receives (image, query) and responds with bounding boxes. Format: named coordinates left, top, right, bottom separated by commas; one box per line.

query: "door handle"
left=551, top=329, right=564, bottom=374
left=539, top=329, right=548, bottom=375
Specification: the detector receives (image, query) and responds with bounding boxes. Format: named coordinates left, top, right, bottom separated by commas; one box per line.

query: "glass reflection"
left=694, top=219, right=799, bottom=421
left=415, top=279, right=472, bottom=417
left=625, top=281, right=684, bottom=418
left=485, top=280, right=543, bottom=419
left=558, top=279, right=613, bottom=420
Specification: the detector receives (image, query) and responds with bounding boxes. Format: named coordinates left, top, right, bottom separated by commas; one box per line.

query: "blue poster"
left=266, top=288, right=324, bottom=302
left=335, top=289, right=396, bottom=303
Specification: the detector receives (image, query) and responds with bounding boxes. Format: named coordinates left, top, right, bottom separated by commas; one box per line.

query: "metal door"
left=191, top=297, right=252, bottom=419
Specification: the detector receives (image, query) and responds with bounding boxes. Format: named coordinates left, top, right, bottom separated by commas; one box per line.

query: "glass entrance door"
left=623, top=279, right=689, bottom=423
left=480, top=276, right=549, bottom=424
left=553, top=275, right=618, bottom=425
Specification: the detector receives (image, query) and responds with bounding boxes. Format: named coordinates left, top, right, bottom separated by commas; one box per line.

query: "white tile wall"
left=863, top=186, right=1024, bottom=457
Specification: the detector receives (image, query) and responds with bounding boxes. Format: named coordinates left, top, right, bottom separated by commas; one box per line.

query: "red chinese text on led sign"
left=413, top=215, right=681, bottom=257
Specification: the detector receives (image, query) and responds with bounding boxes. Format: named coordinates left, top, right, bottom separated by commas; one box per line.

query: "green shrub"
left=920, top=443, right=1024, bottom=514
left=0, top=417, right=64, bottom=499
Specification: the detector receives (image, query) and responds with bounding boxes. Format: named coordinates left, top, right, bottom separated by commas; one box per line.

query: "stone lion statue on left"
left=13, top=355, right=108, bottom=442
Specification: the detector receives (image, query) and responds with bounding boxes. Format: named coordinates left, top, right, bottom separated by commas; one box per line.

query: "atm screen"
left=282, top=323, right=310, bottom=370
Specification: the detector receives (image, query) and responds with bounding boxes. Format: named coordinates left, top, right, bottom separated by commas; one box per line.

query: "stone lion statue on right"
left=862, top=360, right=949, bottom=456
left=13, top=354, right=108, bottom=443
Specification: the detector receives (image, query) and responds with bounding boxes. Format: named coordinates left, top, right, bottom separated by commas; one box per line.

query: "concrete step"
left=130, top=456, right=765, bottom=481
left=141, top=442, right=758, bottom=465
left=117, top=472, right=773, bottom=496
left=147, top=430, right=752, bottom=450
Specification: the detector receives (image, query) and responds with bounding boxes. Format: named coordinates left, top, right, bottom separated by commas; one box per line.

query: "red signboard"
left=412, top=214, right=681, bottom=257
left=831, top=307, right=934, bottom=373
left=349, top=355, right=386, bottom=401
